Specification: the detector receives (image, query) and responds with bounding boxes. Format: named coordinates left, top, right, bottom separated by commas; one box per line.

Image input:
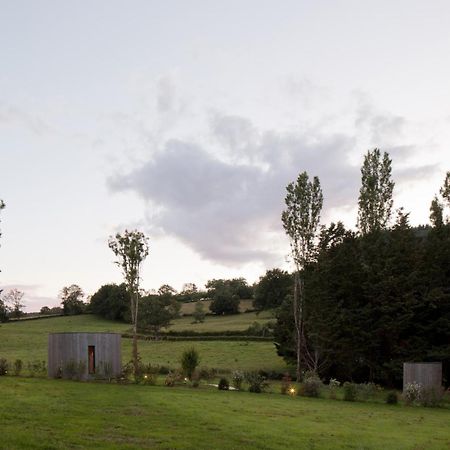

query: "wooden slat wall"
left=48, top=332, right=121, bottom=380
left=403, top=362, right=442, bottom=391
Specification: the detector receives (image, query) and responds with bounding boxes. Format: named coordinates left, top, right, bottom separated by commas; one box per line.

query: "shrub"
left=181, top=347, right=200, bottom=381
left=302, top=371, right=322, bottom=398
left=158, top=365, right=170, bottom=375
left=116, top=361, right=133, bottom=383
left=357, top=382, right=377, bottom=401
left=190, top=372, right=200, bottom=388
left=329, top=378, right=340, bottom=400
left=142, top=372, right=158, bottom=385
left=165, top=371, right=182, bottom=387
left=421, top=387, right=444, bottom=407
left=404, top=382, right=423, bottom=406
left=0, top=358, right=8, bottom=376
left=343, top=382, right=358, bottom=402
left=199, top=367, right=216, bottom=380
left=386, top=391, right=398, bottom=405
left=244, top=371, right=269, bottom=393
left=28, top=360, right=47, bottom=378
left=218, top=377, right=229, bottom=390
left=13, top=359, right=23, bottom=376
left=280, top=373, right=292, bottom=395
left=136, top=362, right=161, bottom=384
left=232, top=371, right=244, bottom=390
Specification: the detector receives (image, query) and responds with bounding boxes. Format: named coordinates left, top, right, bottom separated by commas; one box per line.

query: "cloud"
left=107, top=79, right=439, bottom=268
left=109, top=116, right=359, bottom=266
left=354, top=93, right=406, bottom=145
left=0, top=103, right=50, bottom=135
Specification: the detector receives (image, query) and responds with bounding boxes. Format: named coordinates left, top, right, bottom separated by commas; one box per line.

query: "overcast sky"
left=1, top=0, right=449, bottom=311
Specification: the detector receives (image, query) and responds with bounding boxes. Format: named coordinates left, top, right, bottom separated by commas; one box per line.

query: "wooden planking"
left=48, top=332, right=121, bottom=380
left=403, top=362, right=442, bottom=391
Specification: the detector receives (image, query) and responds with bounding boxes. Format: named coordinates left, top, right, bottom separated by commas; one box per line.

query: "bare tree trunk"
left=293, top=271, right=303, bottom=381
left=132, top=290, right=139, bottom=376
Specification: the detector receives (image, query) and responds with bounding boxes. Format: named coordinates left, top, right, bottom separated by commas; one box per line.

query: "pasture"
left=0, top=314, right=284, bottom=373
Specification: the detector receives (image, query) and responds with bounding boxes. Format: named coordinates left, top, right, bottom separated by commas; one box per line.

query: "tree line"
left=275, top=150, right=450, bottom=386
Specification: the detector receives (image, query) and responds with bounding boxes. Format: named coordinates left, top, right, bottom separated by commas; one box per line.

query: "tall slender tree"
left=430, top=195, right=444, bottom=228
left=357, top=149, right=394, bottom=234
left=440, top=171, right=450, bottom=207
left=282, top=171, right=323, bottom=380
left=429, top=171, right=449, bottom=227
left=0, top=199, right=5, bottom=279
left=109, top=230, right=149, bottom=375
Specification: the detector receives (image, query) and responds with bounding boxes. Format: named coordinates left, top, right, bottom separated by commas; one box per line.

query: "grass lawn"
left=1, top=377, right=450, bottom=449
left=0, top=315, right=286, bottom=374
left=128, top=340, right=286, bottom=373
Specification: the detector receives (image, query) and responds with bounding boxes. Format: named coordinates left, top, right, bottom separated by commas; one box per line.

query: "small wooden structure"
left=48, top=332, right=121, bottom=380
left=403, top=362, right=442, bottom=391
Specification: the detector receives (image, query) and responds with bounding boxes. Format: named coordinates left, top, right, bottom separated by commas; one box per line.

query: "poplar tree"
left=0, top=200, right=4, bottom=277
left=282, top=171, right=323, bottom=380
left=357, top=149, right=394, bottom=234
left=109, top=230, right=149, bottom=375
left=430, top=196, right=444, bottom=228
left=429, top=171, right=449, bottom=227
left=440, top=171, right=450, bottom=207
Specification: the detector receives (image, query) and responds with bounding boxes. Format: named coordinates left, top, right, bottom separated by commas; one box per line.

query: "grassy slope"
left=0, top=315, right=285, bottom=373
left=1, top=377, right=450, bottom=450
left=168, top=309, right=273, bottom=332
left=179, top=299, right=254, bottom=315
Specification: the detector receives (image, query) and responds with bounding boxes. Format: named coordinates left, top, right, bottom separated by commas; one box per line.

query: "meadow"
left=2, top=313, right=450, bottom=449
left=0, top=314, right=284, bottom=373
left=1, top=377, right=450, bottom=449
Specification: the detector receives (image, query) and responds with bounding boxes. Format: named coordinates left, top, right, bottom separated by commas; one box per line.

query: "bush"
left=181, top=347, right=200, bottom=381
left=301, top=371, right=322, bottom=398
left=13, top=359, right=23, bottom=376
left=280, top=373, right=292, bottom=395
left=328, top=378, right=340, bottom=400
left=190, top=372, right=200, bottom=388
left=343, top=382, right=358, bottom=402
left=421, top=387, right=444, bottom=407
left=386, top=391, right=398, bottom=404
left=142, top=372, right=158, bottom=385
left=357, top=382, right=377, bottom=401
left=244, top=371, right=269, bottom=393
left=0, top=358, right=8, bottom=376
left=28, top=360, right=47, bottom=378
left=404, top=382, right=423, bottom=406
left=116, top=361, right=133, bottom=384
left=232, top=371, right=244, bottom=390
left=165, top=371, right=183, bottom=387
left=199, top=367, right=216, bottom=380
left=158, top=365, right=171, bottom=375
left=218, top=377, right=229, bottom=390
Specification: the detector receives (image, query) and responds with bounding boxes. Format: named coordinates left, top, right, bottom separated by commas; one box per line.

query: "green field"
left=179, top=298, right=255, bottom=315
left=168, top=309, right=273, bottom=332
left=0, top=315, right=285, bottom=373
left=1, top=377, right=450, bottom=449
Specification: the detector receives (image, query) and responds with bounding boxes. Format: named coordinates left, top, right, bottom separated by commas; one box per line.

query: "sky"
left=0, top=0, right=449, bottom=311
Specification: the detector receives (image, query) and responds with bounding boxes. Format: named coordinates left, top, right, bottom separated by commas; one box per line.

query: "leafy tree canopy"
left=253, top=269, right=292, bottom=310
left=89, top=283, right=130, bottom=321
left=60, top=284, right=85, bottom=315
left=357, top=148, right=394, bottom=234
